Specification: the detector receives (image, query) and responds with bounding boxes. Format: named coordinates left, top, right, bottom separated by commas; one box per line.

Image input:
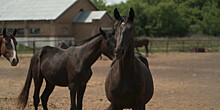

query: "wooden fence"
left=17, top=38, right=220, bottom=54
left=17, top=40, right=74, bottom=54
left=149, top=39, right=220, bottom=53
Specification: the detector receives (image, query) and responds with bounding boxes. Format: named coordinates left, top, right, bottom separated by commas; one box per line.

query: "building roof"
left=73, top=11, right=107, bottom=23
left=0, top=0, right=77, bottom=21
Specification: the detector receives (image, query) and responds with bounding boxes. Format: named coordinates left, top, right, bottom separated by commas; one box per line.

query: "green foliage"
left=146, top=1, right=190, bottom=37
left=91, top=0, right=220, bottom=37
left=200, top=1, right=220, bottom=36
left=91, top=0, right=107, bottom=10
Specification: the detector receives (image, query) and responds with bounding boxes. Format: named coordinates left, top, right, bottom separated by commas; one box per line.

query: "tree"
left=91, top=0, right=107, bottom=10
left=92, top=0, right=220, bottom=37
left=145, top=1, right=190, bottom=37
left=200, top=1, right=220, bottom=36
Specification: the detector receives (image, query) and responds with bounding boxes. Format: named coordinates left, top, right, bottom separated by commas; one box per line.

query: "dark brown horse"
left=134, top=37, right=149, bottom=56
left=57, top=31, right=149, bottom=68
left=0, top=28, right=19, bottom=66
left=105, top=8, right=154, bottom=110
left=17, top=27, right=115, bottom=110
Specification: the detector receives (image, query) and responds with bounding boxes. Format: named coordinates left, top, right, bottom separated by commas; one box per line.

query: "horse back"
left=134, top=37, right=149, bottom=47
left=37, top=46, right=70, bottom=86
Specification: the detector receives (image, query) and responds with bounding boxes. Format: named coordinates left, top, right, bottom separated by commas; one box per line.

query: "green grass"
left=17, top=44, right=40, bottom=54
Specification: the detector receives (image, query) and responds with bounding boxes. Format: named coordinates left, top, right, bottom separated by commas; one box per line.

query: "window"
left=7, top=28, right=14, bottom=34
left=17, top=28, right=24, bottom=35
left=80, top=9, right=84, bottom=12
left=61, top=27, right=68, bottom=35
left=30, top=28, right=40, bottom=35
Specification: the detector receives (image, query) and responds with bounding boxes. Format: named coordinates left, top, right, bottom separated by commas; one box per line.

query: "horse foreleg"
left=69, top=83, right=78, bottom=110
left=76, top=84, right=86, bottom=110
left=144, top=44, right=149, bottom=57
left=41, top=81, right=55, bottom=110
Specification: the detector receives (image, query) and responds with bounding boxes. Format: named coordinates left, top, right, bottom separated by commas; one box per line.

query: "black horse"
left=134, top=37, right=149, bottom=56
left=57, top=31, right=149, bottom=68
left=18, top=28, right=115, bottom=110
left=105, top=8, right=154, bottom=110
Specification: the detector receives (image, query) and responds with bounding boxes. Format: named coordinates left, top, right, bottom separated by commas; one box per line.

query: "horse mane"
left=78, top=33, right=101, bottom=45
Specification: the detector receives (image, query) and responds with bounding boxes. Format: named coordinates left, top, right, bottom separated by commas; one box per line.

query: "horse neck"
left=119, top=33, right=135, bottom=79
left=78, top=36, right=103, bottom=68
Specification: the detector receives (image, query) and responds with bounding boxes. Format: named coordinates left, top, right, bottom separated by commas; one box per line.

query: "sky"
left=106, top=0, right=127, bottom=5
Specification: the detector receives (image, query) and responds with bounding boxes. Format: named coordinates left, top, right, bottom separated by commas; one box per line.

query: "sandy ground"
left=0, top=52, right=219, bottom=110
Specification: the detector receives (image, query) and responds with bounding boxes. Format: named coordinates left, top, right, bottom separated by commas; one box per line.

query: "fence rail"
left=149, top=39, right=220, bottom=53
left=17, top=40, right=74, bottom=54
left=17, top=39, right=220, bottom=54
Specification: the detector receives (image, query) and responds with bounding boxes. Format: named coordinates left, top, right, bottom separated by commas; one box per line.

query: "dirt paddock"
left=0, top=52, right=219, bottom=110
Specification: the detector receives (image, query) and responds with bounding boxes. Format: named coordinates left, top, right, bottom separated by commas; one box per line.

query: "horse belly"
left=43, top=70, right=69, bottom=87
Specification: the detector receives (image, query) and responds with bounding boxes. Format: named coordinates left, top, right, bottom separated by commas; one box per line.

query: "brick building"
left=0, top=0, right=113, bottom=45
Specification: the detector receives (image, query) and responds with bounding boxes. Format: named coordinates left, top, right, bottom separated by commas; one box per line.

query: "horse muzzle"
left=10, top=57, right=19, bottom=66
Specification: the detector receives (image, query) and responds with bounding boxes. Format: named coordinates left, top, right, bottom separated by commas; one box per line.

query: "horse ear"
left=3, top=28, right=6, bottom=36
left=114, top=8, right=121, bottom=20
left=13, top=28, right=17, bottom=36
left=99, top=27, right=106, bottom=38
left=128, top=8, right=135, bottom=22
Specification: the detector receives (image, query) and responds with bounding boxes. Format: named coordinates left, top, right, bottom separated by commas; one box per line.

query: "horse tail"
left=17, top=64, right=32, bottom=109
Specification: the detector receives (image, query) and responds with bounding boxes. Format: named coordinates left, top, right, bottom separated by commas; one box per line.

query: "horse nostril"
left=12, top=58, right=17, bottom=63
left=12, top=58, right=15, bottom=62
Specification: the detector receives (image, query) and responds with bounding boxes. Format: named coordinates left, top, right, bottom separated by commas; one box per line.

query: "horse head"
left=113, top=8, right=135, bottom=59
left=0, top=28, right=19, bottom=66
left=99, top=27, right=116, bottom=60
left=58, top=41, right=72, bottom=49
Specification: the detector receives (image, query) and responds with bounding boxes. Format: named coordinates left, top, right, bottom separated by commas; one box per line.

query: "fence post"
left=33, top=41, right=35, bottom=54
left=182, top=40, right=185, bottom=52
left=210, top=39, right=213, bottom=51
left=166, top=39, right=169, bottom=52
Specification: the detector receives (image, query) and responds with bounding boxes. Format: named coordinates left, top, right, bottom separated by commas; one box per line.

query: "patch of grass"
left=17, top=44, right=40, bottom=54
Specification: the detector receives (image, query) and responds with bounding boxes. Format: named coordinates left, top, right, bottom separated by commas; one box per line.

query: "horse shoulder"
left=65, top=49, right=85, bottom=76
left=107, top=61, right=120, bottom=83
left=105, top=60, right=120, bottom=97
